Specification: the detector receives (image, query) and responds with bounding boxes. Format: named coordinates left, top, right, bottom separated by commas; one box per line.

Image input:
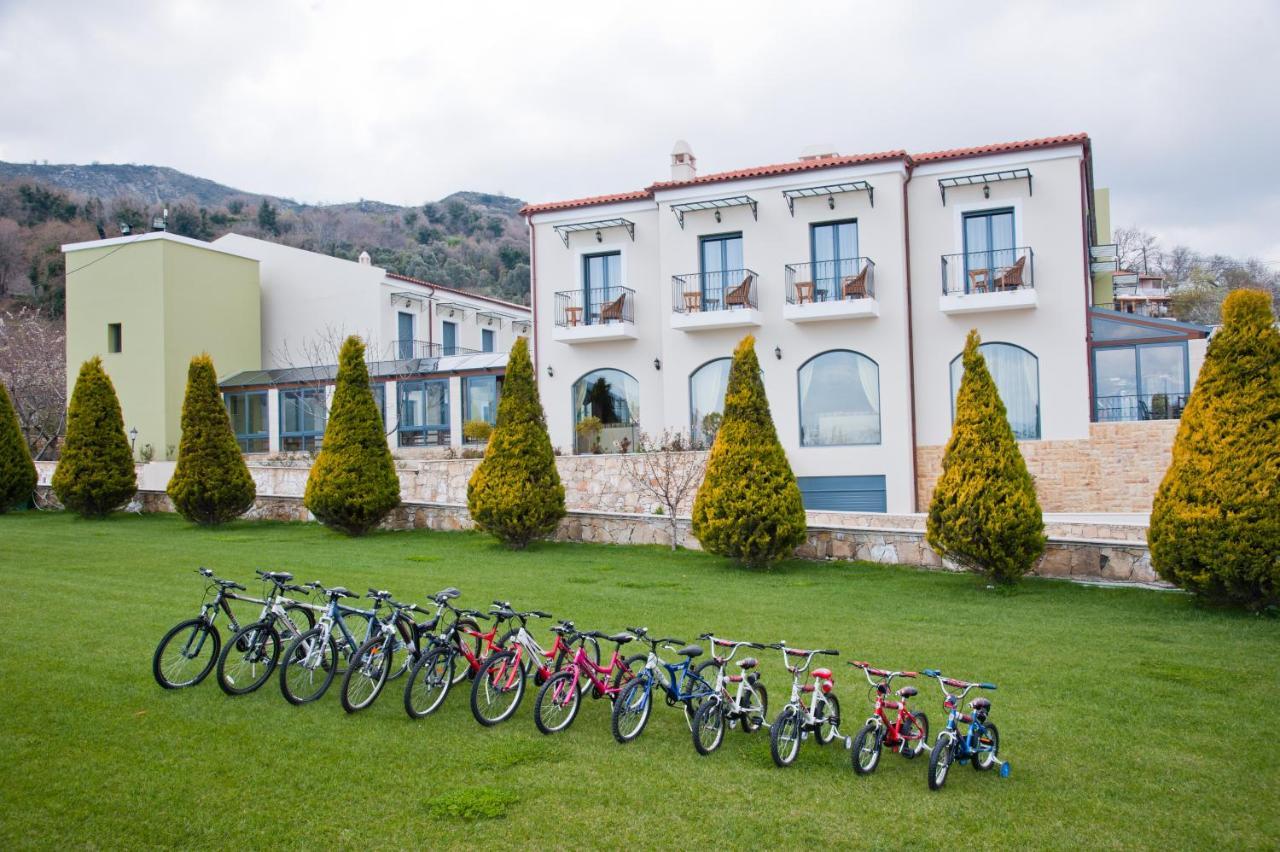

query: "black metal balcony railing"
left=784, top=257, right=875, bottom=304
left=1094, top=392, right=1188, bottom=423
left=554, top=286, right=635, bottom=327
left=941, top=247, right=1034, bottom=295
left=671, top=269, right=758, bottom=313
left=388, top=340, right=480, bottom=360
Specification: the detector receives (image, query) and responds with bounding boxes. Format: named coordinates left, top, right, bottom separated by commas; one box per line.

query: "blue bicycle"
left=610, top=627, right=713, bottom=743
left=921, top=669, right=1009, bottom=790
left=277, top=582, right=380, bottom=704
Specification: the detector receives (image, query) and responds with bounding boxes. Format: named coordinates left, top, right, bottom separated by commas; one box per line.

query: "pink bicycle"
left=532, top=628, right=645, bottom=734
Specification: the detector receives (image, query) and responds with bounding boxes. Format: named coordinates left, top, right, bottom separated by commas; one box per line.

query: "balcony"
left=387, top=340, right=480, bottom=360
left=939, top=247, right=1036, bottom=314
left=783, top=258, right=879, bottom=322
left=1094, top=392, right=1187, bottom=423
left=552, top=287, right=637, bottom=343
left=670, top=269, right=761, bottom=331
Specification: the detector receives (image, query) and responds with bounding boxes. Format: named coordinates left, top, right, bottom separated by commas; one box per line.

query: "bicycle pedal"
left=728, top=720, right=737, bottom=730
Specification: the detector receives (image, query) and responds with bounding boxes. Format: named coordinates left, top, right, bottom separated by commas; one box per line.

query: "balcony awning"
left=670, top=195, right=757, bottom=229
left=938, top=168, right=1032, bottom=205
left=781, top=181, right=874, bottom=215
left=434, top=301, right=471, bottom=317
left=389, top=291, right=430, bottom=307
left=475, top=310, right=513, bottom=327
left=551, top=218, right=635, bottom=248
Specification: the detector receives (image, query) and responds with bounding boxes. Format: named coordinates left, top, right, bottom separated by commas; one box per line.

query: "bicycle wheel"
left=928, top=733, right=956, bottom=791
left=740, top=682, right=768, bottom=734
left=815, top=693, right=841, bottom=745
left=611, top=676, right=653, bottom=744
left=153, top=618, right=220, bottom=689
left=554, top=636, right=600, bottom=674
left=217, top=621, right=281, bottom=695
left=341, top=635, right=392, bottom=713
left=450, top=618, right=483, bottom=686
left=692, top=698, right=726, bottom=755
left=902, top=711, right=930, bottom=759
left=470, top=651, right=527, bottom=726
left=283, top=603, right=315, bottom=634
left=279, top=628, right=337, bottom=705
left=972, top=723, right=1000, bottom=771
left=533, top=669, right=581, bottom=734
left=404, top=647, right=454, bottom=719
left=851, top=722, right=882, bottom=775
left=770, top=706, right=803, bottom=767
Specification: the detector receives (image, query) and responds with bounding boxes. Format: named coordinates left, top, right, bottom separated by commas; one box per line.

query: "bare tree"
left=0, top=307, right=67, bottom=458
left=0, top=217, right=23, bottom=296
left=1113, top=225, right=1162, bottom=274
left=619, top=430, right=708, bottom=551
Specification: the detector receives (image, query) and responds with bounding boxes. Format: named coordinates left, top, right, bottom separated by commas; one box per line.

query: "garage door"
left=797, top=475, right=887, bottom=512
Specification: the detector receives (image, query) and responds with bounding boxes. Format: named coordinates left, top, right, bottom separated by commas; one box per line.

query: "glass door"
left=700, top=233, right=743, bottom=309
left=583, top=252, right=620, bottom=325
left=811, top=221, right=858, bottom=301
left=442, top=320, right=457, bottom=356
left=963, top=210, right=1014, bottom=291
left=397, top=311, right=414, bottom=358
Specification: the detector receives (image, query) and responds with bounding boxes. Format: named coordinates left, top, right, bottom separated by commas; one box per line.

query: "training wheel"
left=999, top=762, right=1011, bottom=778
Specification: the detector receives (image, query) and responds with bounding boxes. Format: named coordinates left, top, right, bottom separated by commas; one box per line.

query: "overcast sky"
left=2, top=1, right=1277, bottom=259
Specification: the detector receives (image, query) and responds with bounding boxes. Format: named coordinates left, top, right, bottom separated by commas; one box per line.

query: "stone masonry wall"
left=915, top=420, right=1180, bottom=513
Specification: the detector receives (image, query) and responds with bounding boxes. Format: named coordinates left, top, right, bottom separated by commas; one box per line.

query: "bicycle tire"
left=404, top=647, right=454, bottom=719
left=851, top=722, right=882, bottom=774
left=740, top=682, right=768, bottom=734
left=612, top=654, right=648, bottom=692
left=770, top=706, right=803, bottom=767
left=902, top=711, right=929, bottom=759
left=928, top=733, right=955, bottom=791
left=611, top=676, right=652, bottom=744
left=691, top=697, right=726, bottom=756
left=815, top=693, right=841, bottom=745
left=533, top=669, right=581, bottom=734
left=469, top=650, right=527, bottom=726
left=279, top=627, right=338, bottom=705
left=153, top=618, right=220, bottom=689
left=340, top=634, right=392, bottom=713
left=972, top=722, right=1000, bottom=771
left=216, top=620, right=281, bottom=696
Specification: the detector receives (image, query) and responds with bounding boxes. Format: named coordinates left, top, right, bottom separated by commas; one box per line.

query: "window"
left=1094, top=342, right=1188, bottom=421
left=442, top=320, right=458, bottom=356
left=962, top=209, right=1015, bottom=286
left=463, top=375, right=501, bottom=434
left=810, top=220, right=858, bottom=300
left=279, top=387, right=327, bottom=451
left=583, top=251, right=621, bottom=325
left=397, top=312, right=414, bottom=358
left=798, top=350, right=881, bottom=446
left=572, top=369, right=639, bottom=453
left=699, top=233, right=744, bottom=305
left=107, top=323, right=122, bottom=353
left=950, top=343, right=1040, bottom=439
left=481, top=328, right=495, bottom=353
left=398, top=379, right=449, bottom=446
left=689, top=358, right=731, bottom=446
left=224, top=391, right=268, bottom=453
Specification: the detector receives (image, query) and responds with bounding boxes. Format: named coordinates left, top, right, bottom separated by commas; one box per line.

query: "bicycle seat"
left=675, top=644, right=702, bottom=658
left=214, top=579, right=246, bottom=590
left=605, top=632, right=633, bottom=645
left=737, top=657, right=758, bottom=670
left=434, top=587, right=461, bottom=600
left=896, top=686, right=918, bottom=698
left=327, top=586, right=355, bottom=598
left=259, top=571, right=293, bottom=583
left=811, top=667, right=833, bottom=680
left=368, top=589, right=392, bottom=600
left=971, top=697, right=991, bottom=711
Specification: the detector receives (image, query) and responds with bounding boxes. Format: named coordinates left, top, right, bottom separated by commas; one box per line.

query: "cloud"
left=2, top=0, right=1277, bottom=258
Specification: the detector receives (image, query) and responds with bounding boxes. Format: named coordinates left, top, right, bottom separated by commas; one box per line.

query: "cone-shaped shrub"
left=304, top=337, right=400, bottom=535
left=927, top=330, right=1045, bottom=584
left=52, top=357, right=136, bottom=517
left=167, top=354, right=256, bottom=525
left=467, top=337, right=565, bottom=548
left=692, top=335, right=806, bottom=566
left=0, top=382, right=37, bottom=512
left=1149, top=289, right=1280, bottom=609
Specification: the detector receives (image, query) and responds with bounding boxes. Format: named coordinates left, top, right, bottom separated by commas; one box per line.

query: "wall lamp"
left=129, top=427, right=138, bottom=453
left=546, top=365, right=554, bottom=378
left=983, top=183, right=990, bottom=199
left=714, top=210, right=721, bottom=223
left=653, top=357, right=661, bottom=371
left=595, top=230, right=602, bottom=243
left=828, top=195, right=835, bottom=210
left=774, top=346, right=782, bottom=360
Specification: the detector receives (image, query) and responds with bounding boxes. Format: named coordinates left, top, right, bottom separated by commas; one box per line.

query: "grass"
left=1, top=511, right=1278, bottom=849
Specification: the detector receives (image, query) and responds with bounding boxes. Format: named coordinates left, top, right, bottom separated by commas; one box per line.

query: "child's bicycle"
left=610, top=627, right=713, bottom=744
left=847, top=661, right=929, bottom=774
left=765, top=642, right=844, bottom=767
left=689, top=634, right=770, bottom=755
left=532, top=627, right=645, bottom=734
left=921, top=669, right=1009, bottom=790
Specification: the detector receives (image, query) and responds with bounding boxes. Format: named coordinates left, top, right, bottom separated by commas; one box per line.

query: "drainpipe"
left=1079, top=140, right=1096, bottom=425
left=526, top=214, right=538, bottom=378
left=901, top=158, right=920, bottom=514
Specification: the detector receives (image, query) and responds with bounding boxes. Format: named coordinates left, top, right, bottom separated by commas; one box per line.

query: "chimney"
left=798, top=144, right=840, bottom=161
left=670, top=139, right=696, bottom=181
left=358, top=250, right=371, bottom=265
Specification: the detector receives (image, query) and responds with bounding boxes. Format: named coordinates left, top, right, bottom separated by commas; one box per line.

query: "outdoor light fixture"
left=546, top=365, right=554, bottom=377
left=828, top=195, right=835, bottom=210
left=653, top=357, right=661, bottom=371
left=714, top=210, right=721, bottom=223
left=595, top=230, right=602, bottom=242
left=774, top=346, right=782, bottom=360
left=129, top=427, right=138, bottom=454
left=983, top=183, right=991, bottom=199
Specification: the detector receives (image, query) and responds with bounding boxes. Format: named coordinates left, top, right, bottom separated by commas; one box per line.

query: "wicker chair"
left=724, top=274, right=754, bottom=308
left=994, top=255, right=1026, bottom=290
left=599, top=292, right=626, bottom=323
left=841, top=266, right=869, bottom=300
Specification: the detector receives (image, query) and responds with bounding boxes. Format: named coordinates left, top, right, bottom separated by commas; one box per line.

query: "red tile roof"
left=912, top=133, right=1089, bottom=163
left=384, top=272, right=530, bottom=313
left=649, top=149, right=908, bottom=191
left=520, top=190, right=652, bottom=215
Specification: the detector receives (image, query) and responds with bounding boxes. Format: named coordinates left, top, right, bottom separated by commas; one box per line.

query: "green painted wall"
left=1091, top=188, right=1115, bottom=307
left=64, top=235, right=261, bottom=458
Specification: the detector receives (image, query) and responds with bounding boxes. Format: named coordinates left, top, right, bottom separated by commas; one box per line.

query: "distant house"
left=1111, top=271, right=1173, bottom=317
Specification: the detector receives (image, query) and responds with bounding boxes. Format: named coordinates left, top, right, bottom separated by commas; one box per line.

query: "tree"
left=0, top=381, right=36, bottom=512
left=691, top=335, right=806, bottom=566
left=303, top=336, right=401, bottom=535
left=257, top=200, right=279, bottom=236
left=621, top=431, right=707, bottom=551
left=467, top=337, right=565, bottom=548
left=0, top=308, right=66, bottom=459
left=0, top=217, right=22, bottom=297
left=51, top=357, right=136, bottom=517
left=926, top=330, right=1045, bottom=584
left=166, top=355, right=256, bottom=525
left=1114, top=225, right=1161, bottom=275
left=1149, top=290, right=1280, bottom=609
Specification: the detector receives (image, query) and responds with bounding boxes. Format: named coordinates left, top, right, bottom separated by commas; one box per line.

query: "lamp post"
left=129, top=427, right=138, bottom=457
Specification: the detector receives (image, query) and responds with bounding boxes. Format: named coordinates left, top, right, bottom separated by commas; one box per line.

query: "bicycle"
left=609, top=627, right=713, bottom=744
left=403, top=598, right=495, bottom=719
left=848, top=661, right=930, bottom=775
left=277, top=582, right=379, bottom=705
left=689, top=634, right=770, bottom=755
left=214, top=571, right=318, bottom=696
left=532, top=627, right=646, bottom=734
left=469, top=604, right=564, bottom=726
left=152, top=568, right=250, bottom=689
left=340, top=589, right=443, bottom=713
left=765, top=642, right=843, bottom=767
left=921, top=669, right=1009, bottom=790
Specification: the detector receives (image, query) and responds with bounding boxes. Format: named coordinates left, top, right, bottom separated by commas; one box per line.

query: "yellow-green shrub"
left=691, top=335, right=806, bottom=566
left=1149, top=289, right=1280, bottom=609
left=467, top=337, right=565, bottom=548
left=0, top=382, right=37, bottom=512
left=926, top=330, right=1045, bottom=584
left=51, top=357, right=136, bottom=517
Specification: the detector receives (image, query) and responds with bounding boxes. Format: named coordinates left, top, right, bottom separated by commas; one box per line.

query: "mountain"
left=0, top=162, right=275, bottom=209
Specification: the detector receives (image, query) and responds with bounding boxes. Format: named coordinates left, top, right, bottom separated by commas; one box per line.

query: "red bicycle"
left=848, top=661, right=930, bottom=774
left=532, top=629, right=645, bottom=734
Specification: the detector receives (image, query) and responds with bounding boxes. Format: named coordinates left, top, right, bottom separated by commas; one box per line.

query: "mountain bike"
left=532, top=628, right=645, bottom=734
left=922, top=669, right=1009, bottom=790
left=766, top=642, right=843, bottom=767
left=277, top=582, right=380, bottom=704
left=689, top=634, right=769, bottom=755
left=214, top=571, right=318, bottom=696
left=848, top=661, right=930, bottom=775
left=403, top=599, right=495, bottom=719
left=153, top=568, right=251, bottom=689
left=610, top=627, right=713, bottom=744
left=469, top=604, right=562, bottom=725
left=340, top=589, right=444, bottom=713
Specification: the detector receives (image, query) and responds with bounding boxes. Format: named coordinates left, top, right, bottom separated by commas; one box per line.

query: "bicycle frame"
left=851, top=662, right=927, bottom=753
left=563, top=639, right=630, bottom=698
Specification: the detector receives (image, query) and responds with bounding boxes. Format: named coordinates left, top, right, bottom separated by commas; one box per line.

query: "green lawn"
left=1, top=512, right=1277, bottom=849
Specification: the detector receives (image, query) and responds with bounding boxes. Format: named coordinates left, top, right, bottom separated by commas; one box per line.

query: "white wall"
left=379, top=278, right=530, bottom=357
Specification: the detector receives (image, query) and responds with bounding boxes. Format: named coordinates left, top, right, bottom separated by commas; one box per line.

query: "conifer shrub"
left=0, top=382, right=37, bottom=512
left=926, top=330, right=1045, bottom=584
left=691, top=335, right=806, bottom=566
left=1149, top=289, right=1280, bottom=609
left=303, top=337, right=400, bottom=535
left=51, top=357, right=136, bottom=517
left=166, top=355, right=256, bottom=525
left=467, top=337, right=565, bottom=548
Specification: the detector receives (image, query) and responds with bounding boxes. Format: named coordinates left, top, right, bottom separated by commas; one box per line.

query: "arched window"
left=572, top=369, right=639, bottom=453
left=950, top=342, right=1040, bottom=439
left=797, top=350, right=881, bottom=446
left=688, top=358, right=732, bottom=446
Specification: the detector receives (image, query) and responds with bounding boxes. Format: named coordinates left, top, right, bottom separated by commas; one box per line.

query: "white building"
left=523, top=134, right=1209, bottom=513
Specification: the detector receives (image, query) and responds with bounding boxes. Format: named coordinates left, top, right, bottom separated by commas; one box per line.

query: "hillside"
left=0, top=162, right=531, bottom=315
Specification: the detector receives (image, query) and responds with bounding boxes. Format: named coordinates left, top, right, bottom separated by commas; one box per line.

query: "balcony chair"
left=994, top=255, right=1026, bottom=290
left=793, top=280, right=815, bottom=305
left=724, top=274, right=754, bottom=309
left=599, top=292, right=627, bottom=323
left=841, top=266, right=869, bottom=300
left=682, top=291, right=703, bottom=312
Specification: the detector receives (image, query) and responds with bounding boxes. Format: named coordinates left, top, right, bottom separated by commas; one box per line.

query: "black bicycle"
left=214, top=571, right=317, bottom=696
left=152, top=568, right=251, bottom=689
